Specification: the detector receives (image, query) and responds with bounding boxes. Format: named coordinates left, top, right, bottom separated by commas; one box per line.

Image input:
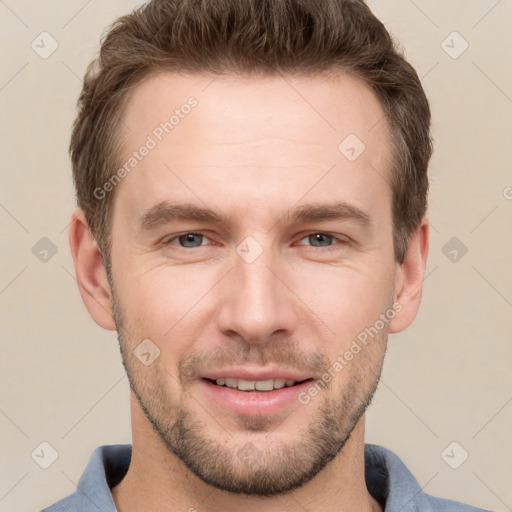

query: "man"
left=42, top=0, right=492, bottom=510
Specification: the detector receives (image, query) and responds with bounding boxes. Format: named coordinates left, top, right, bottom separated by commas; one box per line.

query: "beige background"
left=0, top=1, right=511, bottom=510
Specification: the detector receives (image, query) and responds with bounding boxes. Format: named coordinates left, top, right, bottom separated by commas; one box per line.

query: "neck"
left=112, top=395, right=381, bottom=512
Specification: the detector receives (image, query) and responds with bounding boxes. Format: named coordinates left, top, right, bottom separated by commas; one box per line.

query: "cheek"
left=113, top=241, right=395, bottom=357
left=116, top=263, right=221, bottom=344
left=291, top=263, right=394, bottom=339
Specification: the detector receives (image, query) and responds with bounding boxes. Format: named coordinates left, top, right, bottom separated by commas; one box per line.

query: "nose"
left=215, top=244, right=299, bottom=344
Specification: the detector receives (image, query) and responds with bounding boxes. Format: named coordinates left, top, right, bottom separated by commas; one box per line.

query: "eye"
left=299, top=233, right=338, bottom=247
left=166, top=233, right=210, bottom=248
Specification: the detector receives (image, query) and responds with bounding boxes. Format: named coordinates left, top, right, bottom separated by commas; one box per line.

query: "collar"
left=42, top=443, right=486, bottom=511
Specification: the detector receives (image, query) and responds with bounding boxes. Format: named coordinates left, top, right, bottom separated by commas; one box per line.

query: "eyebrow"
left=138, top=202, right=227, bottom=231
left=138, top=200, right=371, bottom=231
left=290, top=202, right=371, bottom=227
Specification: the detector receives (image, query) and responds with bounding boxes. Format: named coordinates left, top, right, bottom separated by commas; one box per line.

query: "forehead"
left=115, top=71, right=393, bottom=223
left=121, top=70, right=391, bottom=154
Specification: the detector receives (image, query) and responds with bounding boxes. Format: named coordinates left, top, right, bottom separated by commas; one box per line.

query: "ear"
left=388, top=217, right=429, bottom=334
left=68, top=210, right=116, bottom=331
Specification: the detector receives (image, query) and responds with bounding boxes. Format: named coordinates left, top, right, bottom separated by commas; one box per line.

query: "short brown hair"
left=70, top=0, right=432, bottom=264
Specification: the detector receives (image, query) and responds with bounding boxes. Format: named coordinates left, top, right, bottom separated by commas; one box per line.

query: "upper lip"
left=200, top=367, right=312, bottom=382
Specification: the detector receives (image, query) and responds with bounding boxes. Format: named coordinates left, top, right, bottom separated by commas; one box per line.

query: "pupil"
left=180, top=233, right=202, bottom=247
left=311, top=234, right=331, bottom=246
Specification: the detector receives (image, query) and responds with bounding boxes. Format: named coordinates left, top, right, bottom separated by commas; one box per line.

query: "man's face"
left=109, top=72, right=399, bottom=495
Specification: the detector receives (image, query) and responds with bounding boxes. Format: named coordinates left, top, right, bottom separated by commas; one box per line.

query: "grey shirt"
left=41, top=443, right=492, bottom=511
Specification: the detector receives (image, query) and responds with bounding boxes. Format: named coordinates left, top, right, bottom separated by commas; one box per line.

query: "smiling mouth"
left=204, top=377, right=312, bottom=392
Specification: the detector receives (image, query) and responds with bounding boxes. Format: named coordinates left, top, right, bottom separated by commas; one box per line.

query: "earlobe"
left=68, top=210, right=116, bottom=331
left=388, top=217, right=429, bottom=334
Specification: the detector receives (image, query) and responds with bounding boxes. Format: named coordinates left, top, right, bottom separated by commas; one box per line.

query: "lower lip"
left=197, top=379, right=313, bottom=416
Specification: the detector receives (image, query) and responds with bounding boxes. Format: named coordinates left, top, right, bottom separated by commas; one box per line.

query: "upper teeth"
left=215, top=378, right=296, bottom=391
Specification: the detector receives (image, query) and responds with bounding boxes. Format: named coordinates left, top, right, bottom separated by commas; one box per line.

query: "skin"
left=69, top=71, right=429, bottom=512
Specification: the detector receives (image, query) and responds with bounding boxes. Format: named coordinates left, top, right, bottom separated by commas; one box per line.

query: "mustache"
left=178, top=342, right=330, bottom=384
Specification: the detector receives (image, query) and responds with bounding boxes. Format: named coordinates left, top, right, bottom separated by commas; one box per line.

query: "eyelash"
left=162, top=232, right=350, bottom=250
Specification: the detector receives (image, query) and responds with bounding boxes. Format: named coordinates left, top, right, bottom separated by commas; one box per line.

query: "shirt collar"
left=365, top=443, right=433, bottom=511
left=65, top=443, right=434, bottom=511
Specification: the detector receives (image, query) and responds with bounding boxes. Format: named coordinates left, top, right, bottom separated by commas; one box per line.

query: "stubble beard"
left=111, top=287, right=387, bottom=496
